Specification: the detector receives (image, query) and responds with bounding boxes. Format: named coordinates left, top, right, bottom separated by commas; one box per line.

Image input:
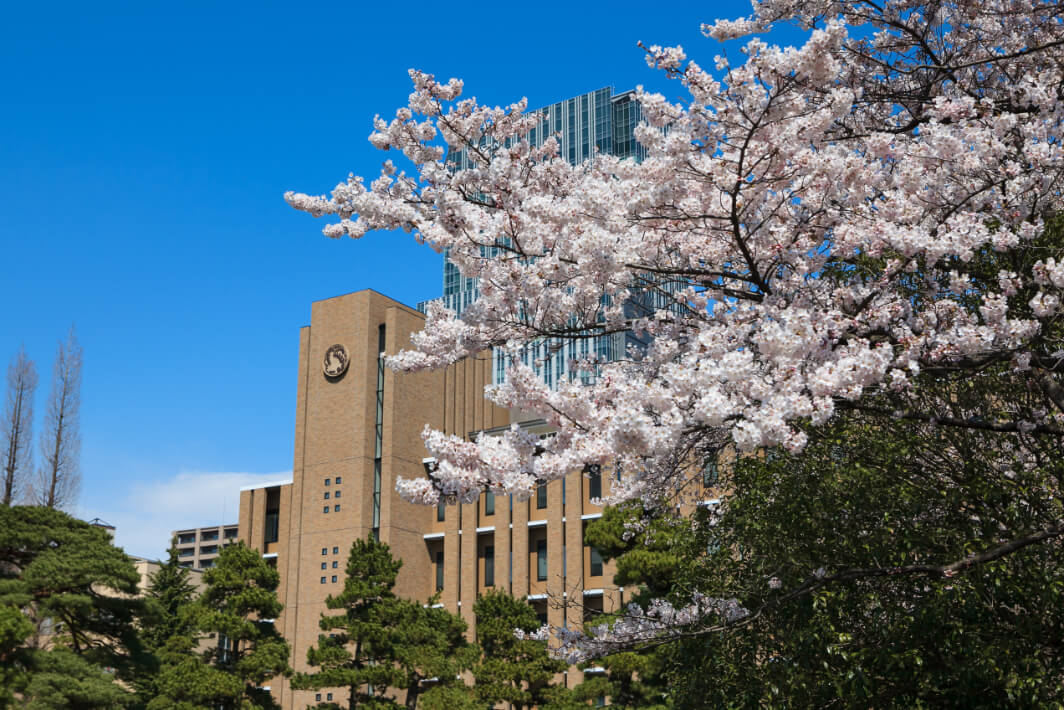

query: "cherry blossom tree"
left=288, top=0, right=1064, bottom=656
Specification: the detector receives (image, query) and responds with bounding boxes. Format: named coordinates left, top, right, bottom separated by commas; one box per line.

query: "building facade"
left=238, top=289, right=637, bottom=708
left=171, top=524, right=240, bottom=569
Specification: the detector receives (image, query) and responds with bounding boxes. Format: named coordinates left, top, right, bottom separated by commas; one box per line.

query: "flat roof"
left=239, top=479, right=294, bottom=492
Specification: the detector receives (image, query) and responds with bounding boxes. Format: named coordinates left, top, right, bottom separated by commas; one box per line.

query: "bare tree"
left=2, top=345, right=38, bottom=506
left=34, top=327, right=81, bottom=509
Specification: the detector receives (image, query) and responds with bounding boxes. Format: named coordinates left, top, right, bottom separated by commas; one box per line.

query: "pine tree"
left=471, top=590, right=571, bottom=710
left=134, top=539, right=199, bottom=705
left=147, top=542, right=291, bottom=710
left=142, top=539, right=197, bottom=651
left=0, top=505, right=147, bottom=708
left=292, top=536, right=476, bottom=709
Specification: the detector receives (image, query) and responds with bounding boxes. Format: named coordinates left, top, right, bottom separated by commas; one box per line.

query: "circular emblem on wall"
left=322, top=344, right=350, bottom=378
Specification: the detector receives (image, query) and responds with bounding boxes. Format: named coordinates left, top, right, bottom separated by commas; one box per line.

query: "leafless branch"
left=34, top=326, right=82, bottom=510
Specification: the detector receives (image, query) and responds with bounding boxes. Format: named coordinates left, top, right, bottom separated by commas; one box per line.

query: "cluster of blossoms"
left=516, top=594, right=749, bottom=664
left=289, top=0, right=1064, bottom=653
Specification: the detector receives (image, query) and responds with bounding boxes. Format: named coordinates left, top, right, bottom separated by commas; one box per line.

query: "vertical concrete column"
left=564, top=470, right=584, bottom=631
left=511, top=494, right=529, bottom=598
left=238, top=490, right=255, bottom=550
left=443, top=503, right=461, bottom=612
left=459, top=501, right=477, bottom=634
left=546, top=479, right=565, bottom=630
left=496, top=491, right=512, bottom=594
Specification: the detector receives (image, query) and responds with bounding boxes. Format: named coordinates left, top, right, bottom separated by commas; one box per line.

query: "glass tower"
left=418, top=87, right=673, bottom=387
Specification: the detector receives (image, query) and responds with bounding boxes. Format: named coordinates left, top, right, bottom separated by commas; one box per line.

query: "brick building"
left=238, top=289, right=632, bottom=708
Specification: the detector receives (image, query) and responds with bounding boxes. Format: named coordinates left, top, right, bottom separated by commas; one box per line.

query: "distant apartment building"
left=171, top=524, right=239, bottom=569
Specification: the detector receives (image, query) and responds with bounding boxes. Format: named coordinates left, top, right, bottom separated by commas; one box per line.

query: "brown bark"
left=2, top=345, right=37, bottom=506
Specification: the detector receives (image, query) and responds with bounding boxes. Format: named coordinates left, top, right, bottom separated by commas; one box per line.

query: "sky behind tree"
left=0, top=0, right=784, bottom=557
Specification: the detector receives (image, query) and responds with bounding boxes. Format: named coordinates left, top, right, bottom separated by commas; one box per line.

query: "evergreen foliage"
left=0, top=505, right=147, bottom=708
left=147, top=541, right=291, bottom=710
left=133, top=539, right=199, bottom=705
left=471, top=589, right=572, bottom=710
left=292, top=536, right=476, bottom=709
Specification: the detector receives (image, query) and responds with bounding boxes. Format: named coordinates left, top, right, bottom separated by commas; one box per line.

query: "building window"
left=177, top=533, right=195, bottom=545
left=588, top=464, right=602, bottom=499
left=536, top=484, right=547, bottom=509
left=321, top=562, right=326, bottom=570
left=178, top=548, right=194, bottom=558
left=703, top=459, right=719, bottom=487
left=484, top=491, right=494, bottom=516
left=316, top=694, right=321, bottom=702
left=537, top=539, right=547, bottom=581
left=435, top=550, right=444, bottom=591
left=437, top=502, right=445, bottom=522
left=332, top=575, right=337, bottom=583
left=200, top=530, right=219, bottom=542
left=264, top=487, right=281, bottom=545
left=334, top=490, right=341, bottom=498
left=327, top=693, right=333, bottom=701
left=323, top=506, right=329, bottom=514
left=320, top=577, right=326, bottom=584
left=321, top=548, right=327, bottom=556
left=325, top=478, right=331, bottom=486
left=200, top=545, right=217, bottom=555
left=334, top=504, right=340, bottom=512
left=590, top=547, right=603, bottom=577
left=332, top=561, right=338, bottom=569
left=324, top=492, right=330, bottom=500
left=333, top=546, right=339, bottom=554
left=335, top=477, right=342, bottom=484
left=224, top=528, right=238, bottom=539
left=484, top=545, right=495, bottom=587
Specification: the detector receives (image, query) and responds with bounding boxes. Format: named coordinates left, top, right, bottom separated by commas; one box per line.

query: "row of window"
left=175, top=528, right=238, bottom=546
left=320, top=575, right=338, bottom=584
left=435, top=471, right=603, bottom=523
left=431, top=543, right=603, bottom=591
left=324, top=477, right=342, bottom=485
left=323, top=504, right=341, bottom=513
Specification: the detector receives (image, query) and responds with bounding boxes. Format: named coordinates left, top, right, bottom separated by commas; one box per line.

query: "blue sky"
left=0, top=0, right=781, bottom=558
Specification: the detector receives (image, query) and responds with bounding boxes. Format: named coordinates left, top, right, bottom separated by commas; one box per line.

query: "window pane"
left=264, top=512, right=279, bottom=544
left=588, top=464, right=602, bottom=499
left=703, top=460, right=719, bottom=487
left=485, top=491, right=495, bottom=516
left=537, top=539, right=547, bottom=581
left=484, top=545, right=495, bottom=587
left=536, top=484, right=547, bottom=509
